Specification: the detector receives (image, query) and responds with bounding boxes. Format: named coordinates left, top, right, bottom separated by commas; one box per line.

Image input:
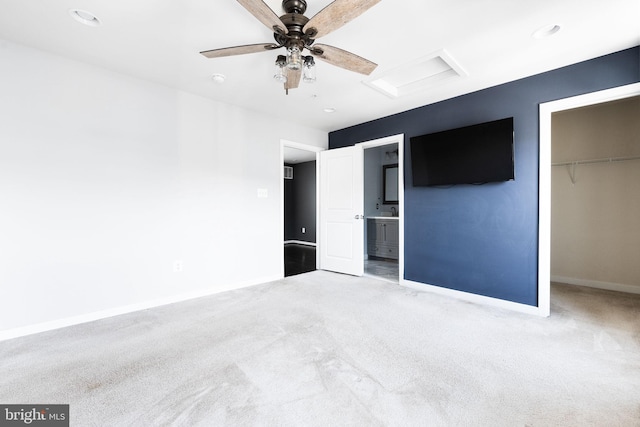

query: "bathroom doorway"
left=360, top=135, right=404, bottom=283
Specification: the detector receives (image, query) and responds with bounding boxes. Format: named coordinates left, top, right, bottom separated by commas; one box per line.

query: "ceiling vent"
left=364, top=49, right=467, bottom=99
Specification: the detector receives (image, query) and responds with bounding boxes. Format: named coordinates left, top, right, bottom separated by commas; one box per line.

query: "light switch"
left=257, top=188, right=268, bottom=198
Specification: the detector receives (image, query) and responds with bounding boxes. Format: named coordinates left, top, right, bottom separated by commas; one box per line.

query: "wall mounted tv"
left=410, top=117, right=515, bottom=186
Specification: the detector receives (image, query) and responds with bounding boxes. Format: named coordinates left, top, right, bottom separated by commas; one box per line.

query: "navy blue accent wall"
left=329, top=47, right=639, bottom=306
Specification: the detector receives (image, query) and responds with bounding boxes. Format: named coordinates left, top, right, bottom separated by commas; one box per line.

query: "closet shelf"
left=552, top=155, right=640, bottom=185
left=552, top=155, right=640, bottom=167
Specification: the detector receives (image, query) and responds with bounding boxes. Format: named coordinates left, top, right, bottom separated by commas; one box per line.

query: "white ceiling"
left=0, top=0, right=638, bottom=132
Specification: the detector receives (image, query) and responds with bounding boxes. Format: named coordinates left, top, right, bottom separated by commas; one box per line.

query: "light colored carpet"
left=1, top=271, right=639, bottom=426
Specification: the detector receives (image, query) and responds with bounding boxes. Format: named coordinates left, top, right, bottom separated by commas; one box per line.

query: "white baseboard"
left=401, top=279, right=547, bottom=317
left=284, top=240, right=317, bottom=247
left=0, top=274, right=282, bottom=342
left=551, top=275, right=640, bottom=295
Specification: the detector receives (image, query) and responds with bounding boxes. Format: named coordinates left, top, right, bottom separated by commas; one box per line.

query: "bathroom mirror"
left=383, top=164, right=398, bottom=204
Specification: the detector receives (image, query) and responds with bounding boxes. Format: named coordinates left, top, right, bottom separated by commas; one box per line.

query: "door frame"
left=280, top=139, right=325, bottom=278
left=357, top=134, right=405, bottom=282
left=538, top=82, right=640, bottom=316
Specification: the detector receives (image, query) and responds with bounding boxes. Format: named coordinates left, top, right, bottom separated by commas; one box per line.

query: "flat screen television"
left=410, top=117, right=515, bottom=186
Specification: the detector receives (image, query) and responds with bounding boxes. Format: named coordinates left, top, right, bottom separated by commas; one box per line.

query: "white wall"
left=0, top=40, right=326, bottom=336
left=551, top=96, right=640, bottom=292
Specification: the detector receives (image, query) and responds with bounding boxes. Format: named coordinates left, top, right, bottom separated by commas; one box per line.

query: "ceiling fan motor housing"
left=275, top=1, right=315, bottom=51
left=282, top=0, right=307, bottom=14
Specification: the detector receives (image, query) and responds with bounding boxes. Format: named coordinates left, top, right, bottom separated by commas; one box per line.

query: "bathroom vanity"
left=367, top=217, right=399, bottom=260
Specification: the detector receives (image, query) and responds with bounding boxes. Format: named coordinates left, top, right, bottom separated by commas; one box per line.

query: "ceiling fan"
left=200, top=0, right=381, bottom=93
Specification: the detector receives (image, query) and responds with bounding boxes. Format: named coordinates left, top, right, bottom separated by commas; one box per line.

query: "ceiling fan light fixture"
left=274, top=55, right=288, bottom=83
left=303, top=56, right=316, bottom=83
left=286, top=46, right=302, bottom=70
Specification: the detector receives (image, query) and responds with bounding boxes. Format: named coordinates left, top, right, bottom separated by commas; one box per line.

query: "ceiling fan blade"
left=285, top=67, right=302, bottom=90
left=303, top=0, right=381, bottom=39
left=236, top=0, right=288, bottom=34
left=200, top=43, right=279, bottom=59
left=310, top=44, right=377, bottom=75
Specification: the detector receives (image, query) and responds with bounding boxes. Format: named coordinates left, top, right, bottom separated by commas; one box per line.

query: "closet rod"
left=552, top=155, right=640, bottom=167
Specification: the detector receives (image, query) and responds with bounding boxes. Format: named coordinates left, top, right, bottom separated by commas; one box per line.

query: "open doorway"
left=550, top=95, right=640, bottom=292
left=539, top=83, right=640, bottom=316
left=281, top=141, right=323, bottom=277
left=315, top=134, right=404, bottom=279
left=359, top=135, right=405, bottom=283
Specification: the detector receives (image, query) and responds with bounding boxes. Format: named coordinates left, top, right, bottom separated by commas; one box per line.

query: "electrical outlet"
left=173, top=260, right=183, bottom=273
left=302, top=227, right=306, bottom=234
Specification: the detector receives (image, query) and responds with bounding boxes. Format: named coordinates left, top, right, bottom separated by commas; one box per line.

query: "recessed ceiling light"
left=69, top=9, right=101, bottom=27
left=323, top=107, right=336, bottom=113
left=532, top=24, right=561, bottom=39
left=211, top=73, right=226, bottom=84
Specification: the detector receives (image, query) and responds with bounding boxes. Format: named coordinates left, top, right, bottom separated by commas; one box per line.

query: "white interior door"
left=319, top=146, right=364, bottom=276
